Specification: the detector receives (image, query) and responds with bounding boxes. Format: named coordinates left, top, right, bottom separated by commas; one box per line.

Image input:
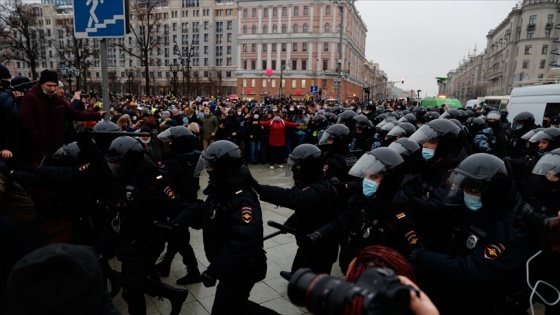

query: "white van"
left=507, top=84, right=560, bottom=126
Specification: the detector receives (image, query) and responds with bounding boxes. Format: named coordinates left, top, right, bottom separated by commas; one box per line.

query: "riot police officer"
left=105, top=136, right=188, bottom=315
left=317, top=124, right=358, bottom=182
left=184, top=140, right=277, bottom=315
left=252, top=144, right=342, bottom=274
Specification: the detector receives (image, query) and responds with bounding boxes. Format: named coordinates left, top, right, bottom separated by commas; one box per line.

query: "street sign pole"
left=100, top=39, right=110, bottom=119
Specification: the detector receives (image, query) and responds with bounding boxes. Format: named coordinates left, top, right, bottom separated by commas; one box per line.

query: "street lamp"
left=174, top=40, right=195, bottom=97
left=126, top=69, right=134, bottom=95
left=60, top=64, right=80, bottom=91
left=279, top=60, right=289, bottom=98
left=170, top=64, right=179, bottom=97
left=334, top=0, right=345, bottom=104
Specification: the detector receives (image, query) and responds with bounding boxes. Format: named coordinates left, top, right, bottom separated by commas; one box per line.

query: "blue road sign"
left=310, top=85, right=319, bottom=94
left=74, top=0, right=127, bottom=38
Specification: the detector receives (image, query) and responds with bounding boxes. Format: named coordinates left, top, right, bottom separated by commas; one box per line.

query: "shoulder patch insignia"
left=396, top=212, right=406, bottom=220
left=163, top=186, right=175, bottom=200
left=466, top=234, right=479, bottom=249
left=405, top=230, right=419, bottom=246
left=484, top=243, right=505, bottom=260
left=78, top=163, right=90, bottom=171
left=241, top=207, right=253, bottom=224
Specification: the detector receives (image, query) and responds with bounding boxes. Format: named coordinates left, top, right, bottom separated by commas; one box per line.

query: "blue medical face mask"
left=422, top=148, right=435, bottom=161
left=464, top=192, right=482, bottom=211
left=362, top=178, right=379, bottom=198
left=514, top=124, right=523, bottom=130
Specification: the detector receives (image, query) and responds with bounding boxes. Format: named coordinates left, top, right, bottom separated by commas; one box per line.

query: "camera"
left=288, top=267, right=413, bottom=315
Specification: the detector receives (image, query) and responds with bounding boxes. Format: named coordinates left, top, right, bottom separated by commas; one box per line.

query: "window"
left=538, top=74, right=544, bottom=80
left=303, top=23, right=308, bottom=33
left=324, top=43, right=329, bottom=51
left=529, top=15, right=536, bottom=26
left=294, top=6, right=299, bottom=16
left=263, top=25, right=268, bottom=34
left=325, top=23, right=330, bottom=32
left=204, top=21, right=209, bottom=30
left=527, top=31, right=533, bottom=39
left=272, top=60, right=277, bottom=69
left=204, top=34, right=209, bottom=42
left=252, top=8, right=257, bottom=17
left=243, top=25, right=248, bottom=34
left=272, top=43, right=277, bottom=52
left=251, top=60, right=256, bottom=70
left=326, top=5, right=331, bottom=15
left=522, top=60, right=529, bottom=69
left=301, top=80, right=306, bottom=89
left=243, top=9, right=248, bottom=18
left=302, top=43, right=307, bottom=52
left=540, top=60, right=546, bottom=68
left=282, top=24, right=287, bottom=33
left=303, top=6, right=308, bottom=15
left=272, top=24, right=277, bottom=33
left=251, top=43, right=256, bottom=52
left=524, top=45, right=532, bottom=55
left=282, top=43, right=286, bottom=52
left=227, top=33, right=232, bottom=42
left=264, top=8, right=268, bottom=17
left=243, top=60, right=247, bottom=70
left=204, top=46, right=209, bottom=54
left=292, top=80, right=296, bottom=89
left=301, top=60, right=307, bottom=70
left=545, top=30, right=551, bottom=38
left=292, top=60, right=297, bottom=70
left=323, top=60, right=328, bottom=70
left=293, top=43, right=298, bottom=52
left=252, top=25, right=257, bottom=34
left=542, top=45, right=548, bottom=54
left=282, top=7, right=287, bottom=16
left=262, top=61, right=267, bottom=70
left=243, top=45, right=248, bottom=52
left=227, top=46, right=232, bottom=54
left=547, top=14, right=553, bottom=25
left=273, top=7, right=278, bottom=17
left=293, top=24, right=298, bottom=33
left=262, top=44, right=267, bottom=52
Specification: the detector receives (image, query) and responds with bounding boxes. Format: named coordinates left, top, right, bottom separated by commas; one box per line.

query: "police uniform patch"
left=241, top=207, right=253, bottom=223
left=163, top=186, right=176, bottom=199
left=78, top=163, right=90, bottom=171
left=466, top=234, right=478, bottom=249
left=405, top=230, right=419, bottom=246
left=484, top=243, right=505, bottom=260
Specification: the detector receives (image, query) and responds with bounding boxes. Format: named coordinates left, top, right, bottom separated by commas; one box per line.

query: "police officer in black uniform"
left=252, top=144, right=342, bottom=274
left=155, top=126, right=202, bottom=285
left=105, top=136, right=188, bottom=315
left=410, top=153, right=528, bottom=315
left=181, top=140, right=277, bottom=315
left=317, top=124, right=358, bottom=182
left=310, top=147, right=422, bottom=274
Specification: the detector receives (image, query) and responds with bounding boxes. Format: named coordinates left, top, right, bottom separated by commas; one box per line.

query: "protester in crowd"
left=260, top=111, right=299, bottom=169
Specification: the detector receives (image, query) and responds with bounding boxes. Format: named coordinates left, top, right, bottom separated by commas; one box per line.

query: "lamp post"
left=61, top=64, right=80, bottom=91
left=279, top=61, right=289, bottom=98
left=334, top=0, right=344, bottom=104
left=170, top=64, right=179, bottom=97
left=174, top=40, right=195, bottom=97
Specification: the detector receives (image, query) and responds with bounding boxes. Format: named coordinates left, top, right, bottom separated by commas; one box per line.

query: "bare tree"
left=116, top=0, right=165, bottom=96
left=0, top=0, right=42, bottom=79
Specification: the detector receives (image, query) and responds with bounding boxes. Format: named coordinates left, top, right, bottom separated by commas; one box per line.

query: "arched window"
left=252, top=25, right=257, bottom=34
left=293, top=24, right=298, bottom=33
left=263, top=25, right=268, bottom=34
left=242, top=25, right=248, bottom=34
left=303, top=23, right=308, bottom=33
left=272, top=24, right=278, bottom=33
left=325, top=23, right=330, bottom=32
left=281, top=24, right=287, bottom=33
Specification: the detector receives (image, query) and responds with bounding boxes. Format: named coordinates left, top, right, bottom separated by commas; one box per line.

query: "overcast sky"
left=355, top=0, right=521, bottom=97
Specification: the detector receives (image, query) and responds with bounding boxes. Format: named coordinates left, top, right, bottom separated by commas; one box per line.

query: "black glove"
left=200, top=270, right=217, bottom=287
left=329, top=177, right=347, bottom=195
left=305, top=232, right=322, bottom=247
left=250, top=175, right=262, bottom=194
left=408, top=247, right=427, bottom=263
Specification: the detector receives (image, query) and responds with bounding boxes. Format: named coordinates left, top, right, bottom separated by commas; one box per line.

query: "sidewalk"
left=111, top=163, right=340, bottom=314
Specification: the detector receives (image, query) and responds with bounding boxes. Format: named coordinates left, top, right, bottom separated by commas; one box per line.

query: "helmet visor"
left=348, top=153, right=388, bottom=178
left=157, top=128, right=173, bottom=142
left=409, top=124, right=437, bottom=144
left=388, top=141, right=411, bottom=158
left=532, top=153, right=560, bottom=180
left=443, top=169, right=490, bottom=205
left=318, top=130, right=334, bottom=146
left=194, top=153, right=212, bottom=177
left=521, top=129, right=538, bottom=141
left=387, top=126, right=406, bottom=137
left=529, top=130, right=551, bottom=143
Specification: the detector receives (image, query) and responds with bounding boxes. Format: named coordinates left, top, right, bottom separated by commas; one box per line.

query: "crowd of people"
left=1, top=65, right=559, bottom=315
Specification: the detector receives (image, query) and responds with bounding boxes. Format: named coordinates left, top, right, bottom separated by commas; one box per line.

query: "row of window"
left=528, top=14, right=555, bottom=26
left=522, top=59, right=550, bottom=69
left=242, top=59, right=333, bottom=72
left=242, top=5, right=331, bottom=18
left=242, top=23, right=335, bottom=34
left=523, top=44, right=549, bottom=54
left=243, top=78, right=313, bottom=90
left=243, top=42, right=340, bottom=53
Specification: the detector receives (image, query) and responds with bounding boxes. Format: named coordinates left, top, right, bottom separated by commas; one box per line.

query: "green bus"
left=421, top=97, right=462, bottom=109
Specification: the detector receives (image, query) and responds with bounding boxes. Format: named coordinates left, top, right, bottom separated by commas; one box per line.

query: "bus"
left=481, top=95, right=510, bottom=110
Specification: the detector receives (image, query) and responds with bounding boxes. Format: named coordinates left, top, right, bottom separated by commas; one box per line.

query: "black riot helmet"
left=388, top=137, right=421, bottom=159
left=398, top=113, right=417, bottom=124
left=468, top=117, right=486, bottom=135
left=387, top=122, right=416, bottom=138
left=373, top=113, right=388, bottom=125
left=288, top=144, right=324, bottom=183
left=521, top=128, right=544, bottom=142
left=157, top=125, right=198, bottom=154
left=194, top=140, right=243, bottom=181
left=325, top=112, right=337, bottom=124
left=409, top=118, right=462, bottom=159
left=532, top=148, right=560, bottom=182
left=412, top=106, right=426, bottom=117
left=423, top=111, right=440, bottom=122
left=513, top=112, right=535, bottom=129
left=105, top=136, right=146, bottom=179
left=353, top=115, right=374, bottom=132
left=529, top=127, right=560, bottom=152
left=440, top=109, right=461, bottom=120
left=444, top=153, right=511, bottom=214
left=51, top=141, right=86, bottom=166
left=312, top=114, right=329, bottom=130
left=337, top=110, right=357, bottom=124
left=318, top=124, right=350, bottom=154
left=348, top=147, right=405, bottom=199
left=92, top=121, right=121, bottom=152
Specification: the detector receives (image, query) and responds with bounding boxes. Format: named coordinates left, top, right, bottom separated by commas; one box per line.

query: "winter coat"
left=259, top=118, right=299, bottom=147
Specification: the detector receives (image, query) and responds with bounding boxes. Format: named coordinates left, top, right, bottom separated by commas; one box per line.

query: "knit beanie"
left=39, top=69, right=59, bottom=85
left=0, top=64, right=11, bottom=79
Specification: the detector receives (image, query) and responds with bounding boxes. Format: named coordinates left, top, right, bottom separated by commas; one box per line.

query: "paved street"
left=110, top=163, right=341, bottom=315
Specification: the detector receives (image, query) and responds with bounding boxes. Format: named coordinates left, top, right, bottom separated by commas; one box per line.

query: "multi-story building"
left=9, top=0, right=239, bottom=97
left=445, top=47, right=487, bottom=103
left=236, top=0, right=374, bottom=102
left=447, top=0, right=560, bottom=98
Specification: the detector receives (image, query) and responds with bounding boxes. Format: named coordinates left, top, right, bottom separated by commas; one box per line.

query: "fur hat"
left=38, top=69, right=59, bottom=85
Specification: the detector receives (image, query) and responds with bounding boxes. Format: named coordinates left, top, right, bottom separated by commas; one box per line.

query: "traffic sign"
left=74, top=0, right=128, bottom=38
left=310, top=85, right=319, bottom=94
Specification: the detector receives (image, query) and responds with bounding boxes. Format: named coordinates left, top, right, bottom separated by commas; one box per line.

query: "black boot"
left=98, top=257, right=122, bottom=298
left=155, top=257, right=172, bottom=277
left=160, top=284, right=188, bottom=315
left=176, top=267, right=201, bottom=285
